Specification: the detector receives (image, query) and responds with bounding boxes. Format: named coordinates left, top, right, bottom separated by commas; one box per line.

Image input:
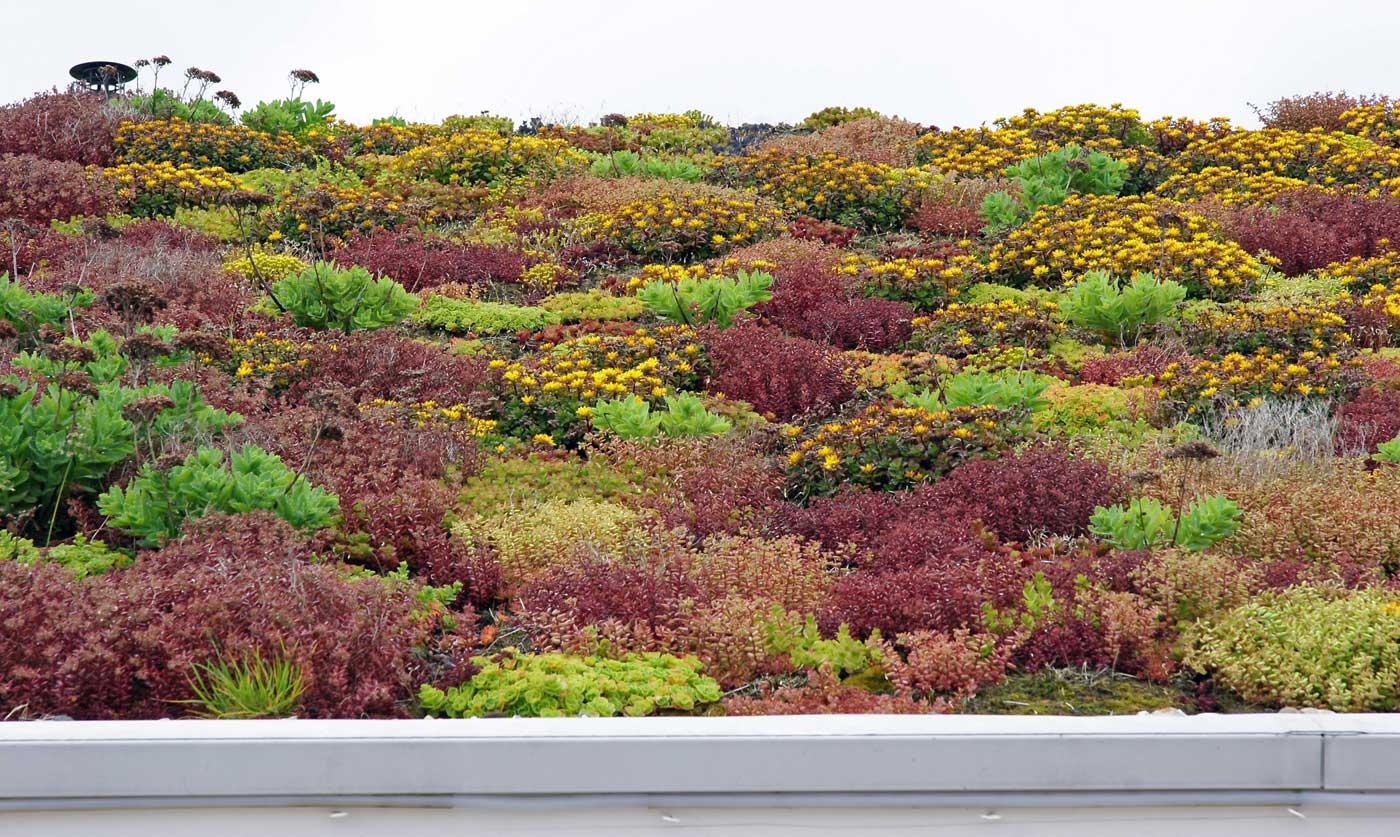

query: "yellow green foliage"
left=539, top=290, right=646, bottom=323
left=222, top=251, right=309, bottom=281
left=452, top=498, right=649, bottom=589
left=1186, top=586, right=1400, bottom=711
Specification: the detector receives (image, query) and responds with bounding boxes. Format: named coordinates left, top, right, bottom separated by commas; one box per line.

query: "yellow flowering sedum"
left=986, top=194, right=1263, bottom=298
left=221, top=251, right=308, bottom=282
left=1153, top=166, right=1322, bottom=206
left=387, top=129, right=585, bottom=187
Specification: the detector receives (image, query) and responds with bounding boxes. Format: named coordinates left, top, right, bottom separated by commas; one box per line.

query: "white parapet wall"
left=4, top=713, right=1400, bottom=836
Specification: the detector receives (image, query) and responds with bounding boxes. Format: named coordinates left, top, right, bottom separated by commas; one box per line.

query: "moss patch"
left=964, top=668, right=1186, bottom=715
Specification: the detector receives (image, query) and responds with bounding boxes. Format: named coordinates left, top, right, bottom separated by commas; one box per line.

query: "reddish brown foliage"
left=331, top=229, right=528, bottom=292
left=1337, top=388, right=1400, bottom=454
left=289, top=330, right=493, bottom=407
left=0, top=154, right=116, bottom=224
left=757, top=258, right=913, bottom=350
left=0, top=514, right=443, bottom=719
left=928, top=446, right=1127, bottom=543
left=704, top=323, right=855, bottom=420
left=1079, top=341, right=1191, bottom=385
left=0, top=89, right=132, bottom=165
left=1218, top=190, right=1400, bottom=275
left=1252, top=91, right=1385, bottom=132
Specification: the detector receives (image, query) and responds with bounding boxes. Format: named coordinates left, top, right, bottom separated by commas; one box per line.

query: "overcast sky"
left=4, top=0, right=1399, bottom=129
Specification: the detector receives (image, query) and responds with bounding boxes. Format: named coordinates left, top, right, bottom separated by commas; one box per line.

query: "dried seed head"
left=1127, top=469, right=1161, bottom=485
left=1165, top=441, right=1221, bottom=461
left=122, top=394, right=176, bottom=423
left=56, top=370, right=99, bottom=398
left=173, top=330, right=228, bottom=360
left=121, top=332, right=171, bottom=360
left=305, top=384, right=357, bottom=419
left=44, top=342, right=97, bottom=365
left=100, top=281, right=167, bottom=323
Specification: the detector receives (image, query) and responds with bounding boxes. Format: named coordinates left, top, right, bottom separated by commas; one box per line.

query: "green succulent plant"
left=1059, top=270, right=1187, bottom=346
left=419, top=650, right=722, bottom=718
left=590, top=393, right=732, bottom=439
left=636, top=269, right=773, bottom=328
left=1089, top=494, right=1241, bottom=551
left=271, top=262, right=418, bottom=333
left=413, top=296, right=559, bottom=335
left=98, top=445, right=339, bottom=545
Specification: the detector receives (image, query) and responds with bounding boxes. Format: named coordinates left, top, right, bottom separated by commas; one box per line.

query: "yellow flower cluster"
left=489, top=326, right=704, bottom=442
left=623, top=258, right=773, bottom=292
left=224, top=333, right=314, bottom=385
left=1155, top=349, right=1356, bottom=412
left=1318, top=251, right=1400, bottom=287
left=597, top=191, right=784, bottom=261
left=1339, top=103, right=1400, bottom=145
left=909, top=298, right=1064, bottom=356
left=1189, top=302, right=1353, bottom=356
left=784, top=403, right=1013, bottom=495
left=915, top=127, right=1044, bottom=176
left=993, top=103, right=1147, bottom=143
left=497, top=353, right=668, bottom=403
left=388, top=129, right=585, bottom=187
left=495, top=325, right=702, bottom=400
left=985, top=194, right=1263, bottom=297
left=1172, top=128, right=1400, bottom=190
left=274, top=182, right=410, bottom=244
left=628, top=112, right=710, bottom=130
left=1144, top=115, right=1234, bottom=155
left=1354, top=281, right=1400, bottom=340
left=364, top=397, right=498, bottom=436
left=331, top=121, right=436, bottom=156
left=1152, top=166, right=1319, bottom=206
left=840, top=247, right=981, bottom=308
left=520, top=261, right=578, bottom=292
left=100, top=161, right=246, bottom=216
left=221, top=251, right=308, bottom=282
left=113, top=118, right=308, bottom=172
left=723, top=149, right=929, bottom=227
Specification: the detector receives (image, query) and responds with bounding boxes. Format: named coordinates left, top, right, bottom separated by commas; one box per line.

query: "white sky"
left=4, top=0, right=1399, bottom=129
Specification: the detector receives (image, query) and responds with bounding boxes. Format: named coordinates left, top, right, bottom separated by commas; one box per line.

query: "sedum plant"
left=902, top=369, right=1053, bottom=414
left=1376, top=432, right=1400, bottom=464
left=270, top=262, right=418, bottom=333
left=1089, top=494, right=1242, bottom=551
left=636, top=270, right=773, bottom=328
left=1185, top=586, right=1400, bottom=712
left=0, top=360, right=238, bottom=539
left=0, top=531, right=129, bottom=579
left=1, top=273, right=93, bottom=344
left=98, top=445, right=339, bottom=546
left=1059, top=270, right=1187, bottom=346
left=765, top=608, right=884, bottom=678
left=413, top=295, right=559, bottom=335
left=590, top=393, right=732, bottom=439
left=240, top=98, right=336, bottom=137
left=538, top=290, right=646, bottom=323
left=419, top=650, right=722, bottom=718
